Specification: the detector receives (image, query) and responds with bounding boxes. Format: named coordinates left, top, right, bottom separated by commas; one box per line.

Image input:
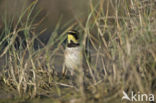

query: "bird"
left=62, top=30, right=93, bottom=99
left=62, top=30, right=83, bottom=76
left=62, top=30, right=87, bottom=99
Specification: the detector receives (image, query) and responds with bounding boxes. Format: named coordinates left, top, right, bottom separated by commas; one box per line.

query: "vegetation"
left=0, top=0, right=156, bottom=103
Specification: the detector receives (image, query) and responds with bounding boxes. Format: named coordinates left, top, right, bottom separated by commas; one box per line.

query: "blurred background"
left=0, top=0, right=90, bottom=44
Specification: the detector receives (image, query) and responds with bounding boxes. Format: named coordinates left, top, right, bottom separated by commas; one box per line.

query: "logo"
left=122, top=91, right=155, bottom=102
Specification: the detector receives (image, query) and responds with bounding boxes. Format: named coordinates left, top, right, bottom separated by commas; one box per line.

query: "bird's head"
left=67, top=30, right=80, bottom=47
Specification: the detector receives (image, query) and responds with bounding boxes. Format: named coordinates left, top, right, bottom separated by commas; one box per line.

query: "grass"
left=0, top=0, right=156, bottom=103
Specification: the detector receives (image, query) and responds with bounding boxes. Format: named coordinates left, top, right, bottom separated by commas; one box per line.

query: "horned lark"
left=62, top=30, right=90, bottom=99
left=62, top=30, right=83, bottom=76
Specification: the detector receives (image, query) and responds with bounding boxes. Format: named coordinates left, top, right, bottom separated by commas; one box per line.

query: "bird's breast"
left=64, top=47, right=83, bottom=69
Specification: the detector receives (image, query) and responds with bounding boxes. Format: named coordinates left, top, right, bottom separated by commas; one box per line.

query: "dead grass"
left=0, top=0, right=156, bottom=103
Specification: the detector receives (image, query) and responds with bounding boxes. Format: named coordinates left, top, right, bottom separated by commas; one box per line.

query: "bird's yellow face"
left=67, top=30, right=79, bottom=45
left=67, top=34, right=78, bottom=44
